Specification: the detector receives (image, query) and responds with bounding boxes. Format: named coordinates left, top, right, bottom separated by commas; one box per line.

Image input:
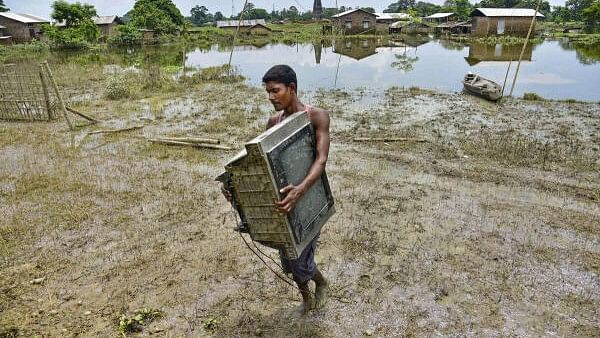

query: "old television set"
left=218, top=111, right=335, bottom=259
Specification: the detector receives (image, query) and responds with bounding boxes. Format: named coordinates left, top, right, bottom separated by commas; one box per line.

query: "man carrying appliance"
left=222, top=65, right=331, bottom=314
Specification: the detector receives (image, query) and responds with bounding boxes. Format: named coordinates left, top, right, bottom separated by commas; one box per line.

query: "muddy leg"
left=295, top=278, right=313, bottom=314
left=312, top=268, right=329, bottom=309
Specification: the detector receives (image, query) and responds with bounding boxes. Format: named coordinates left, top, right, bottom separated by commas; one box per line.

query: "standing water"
left=182, top=37, right=600, bottom=101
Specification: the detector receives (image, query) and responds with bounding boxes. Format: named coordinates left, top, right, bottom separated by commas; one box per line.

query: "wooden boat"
left=462, top=73, right=502, bottom=101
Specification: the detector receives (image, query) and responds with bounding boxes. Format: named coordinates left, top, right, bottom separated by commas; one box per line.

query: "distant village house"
left=331, top=9, right=377, bottom=34
left=471, top=8, right=544, bottom=37
left=0, top=24, right=11, bottom=45
left=0, top=12, right=49, bottom=42
left=56, top=16, right=122, bottom=37
left=375, top=12, right=410, bottom=33
left=216, top=20, right=272, bottom=35
left=423, top=13, right=458, bottom=24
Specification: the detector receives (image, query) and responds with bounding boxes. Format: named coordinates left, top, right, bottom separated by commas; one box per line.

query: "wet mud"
left=1, top=80, right=599, bottom=337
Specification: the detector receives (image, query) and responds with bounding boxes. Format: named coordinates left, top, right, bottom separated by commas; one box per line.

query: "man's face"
left=265, top=81, right=294, bottom=111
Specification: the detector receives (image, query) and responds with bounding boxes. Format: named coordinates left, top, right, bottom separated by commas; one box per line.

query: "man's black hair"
left=262, top=65, right=297, bottom=88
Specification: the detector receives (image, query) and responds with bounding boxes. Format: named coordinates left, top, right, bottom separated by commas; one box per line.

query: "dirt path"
left=1, top=82, right=599, bottom=337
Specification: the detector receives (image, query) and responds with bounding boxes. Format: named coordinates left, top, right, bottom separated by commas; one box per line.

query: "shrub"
left=109, top=24, right=142, bottom=45
left=105, top=74, right=133, bottom=100
left=523, top=92, right=545, bottom=101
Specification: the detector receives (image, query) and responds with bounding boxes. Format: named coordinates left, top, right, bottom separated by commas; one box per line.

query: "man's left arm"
left=275, top=109, right=330, bottom=214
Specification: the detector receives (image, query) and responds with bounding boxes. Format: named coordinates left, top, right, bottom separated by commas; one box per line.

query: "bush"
left=180, top=65, right=245, bottom=84
left=41, top=20, right=99, bottom=50
left=523, top=92, right=545, bottom=101
left=105, top=74, right=133, bottom=100
left=109, top=24, right=142, bottom=45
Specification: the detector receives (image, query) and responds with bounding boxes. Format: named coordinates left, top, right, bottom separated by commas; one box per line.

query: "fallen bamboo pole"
left=87, top=125, right=143, bottom=135
left=353, top=137, right=427, bottom=143
left=147, top=138, right=232, bottom=150
left=66, top=106, right=99, bottom=123
left=43, top=61, right=73, bottom=130
left=153, top=136, right=220, bottom=144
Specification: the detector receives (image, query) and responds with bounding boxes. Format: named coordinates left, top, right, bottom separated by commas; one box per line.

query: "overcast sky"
left=5, top=0, right=566, bottom=19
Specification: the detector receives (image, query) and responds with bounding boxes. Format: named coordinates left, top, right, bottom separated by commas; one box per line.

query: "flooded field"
left=182, top=37, right=600, bottom=101
left=1, top=44, right=599, bottom=336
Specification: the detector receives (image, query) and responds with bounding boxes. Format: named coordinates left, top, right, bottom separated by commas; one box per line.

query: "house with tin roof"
left=471, top=8, right=544, bottom=36
left=0, top=12, right=49, bottom=42
left=423, top=12, right=458, bottom=23
left=55, top=16, right=122, bottom=37
left=374, top=12, right=411, bottom=33
left=331, top=9, right=377, bottom=34
left=216, top=20, right=271, bottom=35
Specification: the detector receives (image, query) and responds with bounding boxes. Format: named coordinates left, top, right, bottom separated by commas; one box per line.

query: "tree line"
left=33, top=0, right=600, bottom=49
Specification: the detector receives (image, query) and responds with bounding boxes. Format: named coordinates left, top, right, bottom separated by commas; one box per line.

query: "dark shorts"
left=279, top=236, right=318, bottom=283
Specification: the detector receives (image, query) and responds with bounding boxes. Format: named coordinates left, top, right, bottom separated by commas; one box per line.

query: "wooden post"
left=39, top=63, right=52, bottom=121
left=43, top=61, right=73, bottom=130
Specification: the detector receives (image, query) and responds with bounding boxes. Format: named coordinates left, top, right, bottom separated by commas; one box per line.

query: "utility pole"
left=232, top=0, right=235, bottom=17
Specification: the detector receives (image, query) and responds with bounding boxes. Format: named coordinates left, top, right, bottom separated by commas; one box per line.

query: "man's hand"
left=275, top=184, right=305, bottom=214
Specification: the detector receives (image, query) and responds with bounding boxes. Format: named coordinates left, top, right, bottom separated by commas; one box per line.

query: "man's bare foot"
left=314, top=279, right=329, bottom=309
left=299, top=297, right=314, bottom=315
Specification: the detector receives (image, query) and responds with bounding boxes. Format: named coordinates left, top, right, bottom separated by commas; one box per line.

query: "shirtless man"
left=262, top=65, right=330, bottom=314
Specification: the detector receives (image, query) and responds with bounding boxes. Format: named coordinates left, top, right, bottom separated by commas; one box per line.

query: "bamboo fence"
left=0, top=62, right=58, bottom=121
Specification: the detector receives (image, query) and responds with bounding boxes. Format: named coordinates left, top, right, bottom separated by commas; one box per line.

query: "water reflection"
left=556, top=38, right=600, bottom=65
left=465, top=42, right=534, bottom=65
left=38, top=37, right=600, bottom=101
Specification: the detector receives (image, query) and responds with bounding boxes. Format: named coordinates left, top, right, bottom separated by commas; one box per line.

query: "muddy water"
left=181, top=38, right=600, bottom=101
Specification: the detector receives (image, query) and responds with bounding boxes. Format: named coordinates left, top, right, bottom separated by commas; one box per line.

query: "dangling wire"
left=228, top=206, right=316, bottom=296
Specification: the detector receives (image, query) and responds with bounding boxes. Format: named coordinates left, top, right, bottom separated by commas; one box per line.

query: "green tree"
left=582, top=1, right=600, bottom=31
left=110, top=24, right=142, bottom=45
left=515, top=0, right=551, bottom=16
left=413, top=2, right=443, bottom=17
left=214, top=11, right=225, bottom=21
left=361, top=7, right=376, bottom=13
left=443, top=0, right=473, bottom=20
left=384, top=0, right=417, bottom=12
left=551, top=6, right=572, bottom=22
left=130, top=0, right=184, bottom=34
left=0, top=0, right=9, bottom=12
left=566, top=0, right=594, bottom=20
left=190, top=5, right=212, bottom=25
left=43, top=1, right=99, bottom=49
left=51, top=0, right=96, bottom=27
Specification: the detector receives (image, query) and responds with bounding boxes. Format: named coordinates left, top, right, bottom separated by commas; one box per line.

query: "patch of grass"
left=118, top=308, right=162, bottom=334
left=0, top=41, right=49, bottom=63
left=461, top=130, right=598, bottom=171
left=523, top=92, right=545, bottom=101
left=180, top=65, right=245, bottom=84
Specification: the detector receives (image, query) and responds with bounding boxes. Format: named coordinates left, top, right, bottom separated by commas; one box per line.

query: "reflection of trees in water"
left=574, top=43, right=600, bottom=64
left=438, top=39, right=466, bottom=51
left=391, top=48, right=419, bottom=72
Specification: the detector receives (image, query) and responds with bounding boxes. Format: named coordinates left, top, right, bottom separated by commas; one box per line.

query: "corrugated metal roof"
left=375, top=13, right=411, bottom=20
left=473, top=8, right=544, bottom=18
left=216, top=19, right=266, bottom=28
left=424, top=12, right=456, bottom=19
left=56, top=15, right=119, bottom=27
left=0, top=12, right=49, bottom=23
left=332, top=9, right=377, bottom=18
left=94, top=16, right=119, bottom=25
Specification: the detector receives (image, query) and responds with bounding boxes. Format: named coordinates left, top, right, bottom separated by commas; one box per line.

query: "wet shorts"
left=279, top=236, right=318, bottom=284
